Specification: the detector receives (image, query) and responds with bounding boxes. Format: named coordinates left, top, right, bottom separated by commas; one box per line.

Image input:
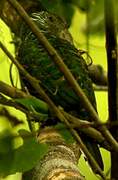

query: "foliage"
left=0, top=95, right=76, bottom=177
left=0, top=130, right=49, bottom=177
left=0, top=130, right=14, bottom=176
left=15, top=97, right=48, bottom=114
left=14, top=97, right=48, bottom=122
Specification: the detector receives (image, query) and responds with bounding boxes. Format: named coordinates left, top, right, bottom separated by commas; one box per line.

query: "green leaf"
left=15, top=97, right=48, bottom=114
left=11, top=130, right=49, bottom=173
left=0, top=130, right=14, bottom=153
left=0, top=152, right=14, bottom=177
left=55, top=123, right=75, bottom=144
left=15, top=97, right=49, bottom=122
left=0, top=130, right=49, bottom=177
left=0, top=130, right=15, bottom=177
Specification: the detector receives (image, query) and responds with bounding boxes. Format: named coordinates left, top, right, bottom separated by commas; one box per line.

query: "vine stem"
left=6, top=0, right=118, bottom=153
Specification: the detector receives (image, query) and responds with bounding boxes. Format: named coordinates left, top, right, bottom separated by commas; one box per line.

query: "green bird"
left=18, top=11, right=104, bottom=171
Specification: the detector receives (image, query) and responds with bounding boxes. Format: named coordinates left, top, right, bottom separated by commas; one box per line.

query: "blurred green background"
left=0, top=6, right=110, bottom=180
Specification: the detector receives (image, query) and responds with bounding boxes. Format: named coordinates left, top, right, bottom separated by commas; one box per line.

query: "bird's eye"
left=48, top=16, right=54, bottom=22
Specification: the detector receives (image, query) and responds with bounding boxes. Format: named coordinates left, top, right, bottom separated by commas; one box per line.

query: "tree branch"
left=0, top=81, right=28, bottom=99
left=0, top=80, right=110, bottom=151
left=23, top=127, right=84, bottom=180
left=0, top=93, right=42, bottom=124
left=61, top=110, right=111, bottom=151
left=104, top=0, right=118, bottom=179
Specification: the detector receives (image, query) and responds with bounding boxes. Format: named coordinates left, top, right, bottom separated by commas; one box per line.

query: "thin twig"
left=0, top=42, right=106, bottom=178
left=61, top=110, right=111, bottom=151
left=0, top=80, right=110, bottom=151
left=0, top=81, right=29, bottom=98
left=0, top=93, right=26, bottom=113
left=0, top=81, right=95, bottom=127
left=0, top=93, right=44, bottom=123
left=6, top=0, right=118, bottom=153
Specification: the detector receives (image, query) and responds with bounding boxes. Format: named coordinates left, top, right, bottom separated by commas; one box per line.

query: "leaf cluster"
left=0, top=130, right=49, bottom=177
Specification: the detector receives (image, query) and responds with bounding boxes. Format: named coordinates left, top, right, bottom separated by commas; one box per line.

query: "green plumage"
left=18, top=11, right=103, bottom=171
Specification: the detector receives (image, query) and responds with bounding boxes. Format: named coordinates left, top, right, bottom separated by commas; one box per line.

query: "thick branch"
left=104, top=0, right=118, bottom=123
left=23, top=127, right=84, bottom=180
left=104, top=0, right=118, bottom=179
left=6, top=0, right=118, bottom=154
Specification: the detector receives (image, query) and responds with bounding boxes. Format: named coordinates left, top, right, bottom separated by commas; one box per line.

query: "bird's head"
left=31, top=11, right=73, bottom=44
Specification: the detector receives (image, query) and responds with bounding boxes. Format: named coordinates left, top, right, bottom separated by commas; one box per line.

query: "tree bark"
left=23, top=127, right=85, bottom=180
left=104, top=0, right=118, bottom=179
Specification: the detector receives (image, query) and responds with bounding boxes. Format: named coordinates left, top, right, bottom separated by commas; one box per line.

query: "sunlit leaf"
left=11, top=130, right=49, bottom=173
left=15, top=97, right=48, bottom=114
left=15, top=97, right=49, bottom=122
left=0, top=130, right=49, bottom=176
